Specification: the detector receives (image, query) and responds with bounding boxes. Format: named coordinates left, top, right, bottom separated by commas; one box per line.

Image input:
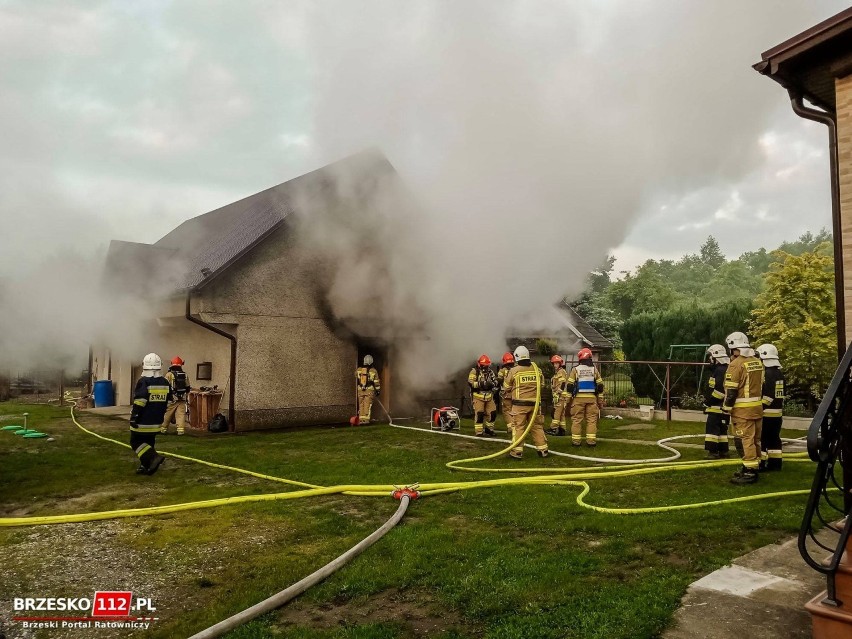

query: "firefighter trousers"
left=510, top=405, right=548, bottom=457
left=473, top=395, right=496, bottom=434
left=704, top=412, right=729, bottom=455
left=760, top=416, right=783, bottom=470
left=570, top=400, right=599, bottom=444
left=731, top=416, right=762, bottom=470
left=357, top=389, right=376, bottom=423
left=501, top=397, right=513, bottom=440
left=161, top=399, right=188, bottom=434
left=130, top=431, right=158, bottom=470
left=551, top=394, right=569, bottom=427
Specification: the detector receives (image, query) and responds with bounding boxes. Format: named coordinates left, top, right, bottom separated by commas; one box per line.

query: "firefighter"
left=161, top=356, right=191, bottom=435
left=129, top=353, right=170, bottom=475
left=722, top=332, right=764, bottom=485
left=547, top=354, right=570, bottom=436
left=502, top=346, right=548, bottom=459
left=565, top=348, right=604, bottom=447
left=468, top=355, right=497, bottom=436
left=757, top=343, right=785, bottom=471
left=355, top=355, right=381, bottom=424
left=497, top=351, right=515, bottom=439
left=703, top=344, right=730, bottom=459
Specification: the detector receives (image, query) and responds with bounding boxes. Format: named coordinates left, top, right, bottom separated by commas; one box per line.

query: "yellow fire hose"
left=0, top=379, right=819, bottom=528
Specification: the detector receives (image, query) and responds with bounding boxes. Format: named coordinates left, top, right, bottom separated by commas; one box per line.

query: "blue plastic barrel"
left=93, top=380, right=115, bottom=408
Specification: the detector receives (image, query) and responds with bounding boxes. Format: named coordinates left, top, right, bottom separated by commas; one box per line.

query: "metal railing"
left=798, top=342, right=852, bottom=606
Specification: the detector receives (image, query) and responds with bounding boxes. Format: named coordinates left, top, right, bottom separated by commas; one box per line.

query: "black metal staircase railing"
left=799, top=341, right=852, bottom=606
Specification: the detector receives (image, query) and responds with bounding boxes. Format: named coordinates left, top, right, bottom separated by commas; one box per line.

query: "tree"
left=700, top=236, right=725, bottom=269
left=749, top=243, right=836, bottom=403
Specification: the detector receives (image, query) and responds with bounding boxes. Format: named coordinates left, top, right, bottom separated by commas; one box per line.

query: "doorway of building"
left=356, top=342, right=389, bottom=415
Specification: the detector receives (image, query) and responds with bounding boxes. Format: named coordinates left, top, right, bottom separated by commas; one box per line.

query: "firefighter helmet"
left=725, top=332, right=750, bottom=350
left=502, top=352, right=515, bottom=365
left=477, top=354, right=492, bottom=367
left=363, top=355, right=374, bottom=366
left=550, top=354, right=564, bottom=366
left=171, top=356, right=185, bottom=366
left=706, top=344, right=730, bottom=364
left=577, top=348, right=593, bottom=361
left=513, top=345, right=530, bottom=361
left=142, top=353, right=162, bottom=371
left=757, top=343, right=781, bottom=367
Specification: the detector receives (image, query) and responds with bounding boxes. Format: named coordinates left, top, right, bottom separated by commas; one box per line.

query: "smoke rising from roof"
left=0, top=1, right=845, bottom=379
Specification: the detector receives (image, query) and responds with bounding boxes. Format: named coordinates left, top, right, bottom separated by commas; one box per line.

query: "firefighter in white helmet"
left=468, top=355, right=497, bottom=436
left=703, top=344, right=731, bottom=459
left=547, top=354, right=570, bottom=436
left=501, top=346, right=549, bottom=459
left=129, top=353, right=170, bottom=475
left=355, top=354, right=381, bottom=424
left=722, top=332, right=764, bottom=485
left=565, top=348, right=605, bottom=447
left=757, top=343, right=785, bottom=471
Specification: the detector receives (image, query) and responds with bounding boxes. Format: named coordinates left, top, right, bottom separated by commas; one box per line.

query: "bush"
left=784, top=401, right=814, bottom=418
left=607, top=389, right=641, bottom=408
left=678, top=392, right=706, bottom=411
left=536, top=339, right=558, bottom=357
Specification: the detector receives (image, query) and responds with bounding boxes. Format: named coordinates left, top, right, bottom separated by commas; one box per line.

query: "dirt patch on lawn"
left=276, top=588, right=475, bottom=637
left=614, top=424, right=655, bottom=431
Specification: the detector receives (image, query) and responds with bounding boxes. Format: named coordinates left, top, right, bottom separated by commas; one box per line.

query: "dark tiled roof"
left=110, top=149, right=393, bottom=292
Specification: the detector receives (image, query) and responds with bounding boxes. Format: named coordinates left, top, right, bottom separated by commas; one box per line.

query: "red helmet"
left=171, top=356, right=185, bottom=366
left=550, top=354, right=564, bottom=366
left=477, top=354, right=491, bottom=367
left=502, top=352, right=515, bottom=364
left=577, top=348, right=593, bottom=361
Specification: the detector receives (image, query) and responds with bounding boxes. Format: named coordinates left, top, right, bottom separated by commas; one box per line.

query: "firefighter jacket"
left=762, top=366, right=785, bottom=418
left=502, top=362, right=542, bottom=406
left=468, top=366, right=497, bottom=401
left=130, top=376, right=172, bottom=432
left=165, top=366, right=191, bottom=399
left=723, top=355, right=764, bottom=419
left=565, top=364, right=604, bottom=404
left=703, top=363, right=728, bottom=414
left=356, top=367, right=381, bottom=392
left=497, top=364, right=514, bottom=398
left=551, top=367, right=569, bottom=401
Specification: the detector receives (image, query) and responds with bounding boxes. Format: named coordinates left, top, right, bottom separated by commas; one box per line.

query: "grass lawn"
left=0, top=404, right=818, bottom=639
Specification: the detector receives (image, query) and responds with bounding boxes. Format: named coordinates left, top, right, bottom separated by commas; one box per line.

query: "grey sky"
left=0, top=1, right=846, bottom=372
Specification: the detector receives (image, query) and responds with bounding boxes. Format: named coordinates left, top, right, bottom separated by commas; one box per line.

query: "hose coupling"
left=391, top=484, right=421, bottom=500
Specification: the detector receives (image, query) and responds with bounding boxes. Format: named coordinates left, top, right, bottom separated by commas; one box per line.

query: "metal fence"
left=0, top=369, right=88, bottom=405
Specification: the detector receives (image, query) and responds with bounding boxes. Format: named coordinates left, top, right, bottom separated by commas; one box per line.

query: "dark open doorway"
left=356, top=341, right=390, bottom=414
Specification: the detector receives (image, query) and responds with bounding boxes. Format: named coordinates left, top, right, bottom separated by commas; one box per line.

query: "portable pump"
left=431, top=406, right=460, bottom=432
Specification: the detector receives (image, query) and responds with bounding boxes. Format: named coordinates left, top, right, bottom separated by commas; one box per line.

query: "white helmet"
left=513, top=345, right=530, bottom=361
left=756, top=343, right=781, bottom=367
left=725, top=331, right=750, bottom=350
left=363, top=354, right=374, bottom=366
left=706, top=344, right=730, bottom=365
left=142, top=353, right=162, bottom=371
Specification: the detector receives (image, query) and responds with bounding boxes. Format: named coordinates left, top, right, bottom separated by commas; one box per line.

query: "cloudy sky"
left=0, top=0, right=844, bottom=280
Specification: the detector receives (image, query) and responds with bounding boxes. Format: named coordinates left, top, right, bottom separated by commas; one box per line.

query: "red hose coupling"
left=391, top=486, right=421, bottom=500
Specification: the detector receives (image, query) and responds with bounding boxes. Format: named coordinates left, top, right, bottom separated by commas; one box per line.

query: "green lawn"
left=0, top=404, right=818, bottom=639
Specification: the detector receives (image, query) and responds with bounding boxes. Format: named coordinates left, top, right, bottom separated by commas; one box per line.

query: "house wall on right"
left=838, top=74, right=852, bottom=346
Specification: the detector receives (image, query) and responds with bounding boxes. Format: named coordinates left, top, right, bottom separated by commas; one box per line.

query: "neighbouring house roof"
left=753, top=7, right=852, bottom=111
left=106, top=149, right=395, bottom=292
left=559, top=305, right=614, bottom=350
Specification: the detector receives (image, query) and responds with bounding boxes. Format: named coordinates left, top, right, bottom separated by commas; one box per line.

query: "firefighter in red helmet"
left=546, top=354, right=569, bottom=436
left=565, top=348, right=604, bottom=446
left=468, top=354, right=497, bottom=436
left=161, top=356, right=191, bottom=435
left=496, top=352, right=516, bottom=438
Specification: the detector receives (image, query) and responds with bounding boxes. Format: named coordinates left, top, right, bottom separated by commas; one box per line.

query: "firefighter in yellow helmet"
left=565, top=348, right=604, bottom=446
left=703, top=344, right=730, bottom=459
left=757, top=343, right=785, bottom=471
left=722, top=332, right=764, bottom=485
left=547, top=354, right=569, bottom=436
left=502, top=346, right=549, bottom=459
left=468, top=354, right=497, bottom=436
left=355, top=355, right=381, bottom=424
left=496, top=352, right=516, bottom=439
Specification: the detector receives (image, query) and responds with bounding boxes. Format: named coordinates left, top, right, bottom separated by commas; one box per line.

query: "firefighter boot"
left=147, top=455, right=166, bottom=476
left=730, top=466, right=758, bottom=485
